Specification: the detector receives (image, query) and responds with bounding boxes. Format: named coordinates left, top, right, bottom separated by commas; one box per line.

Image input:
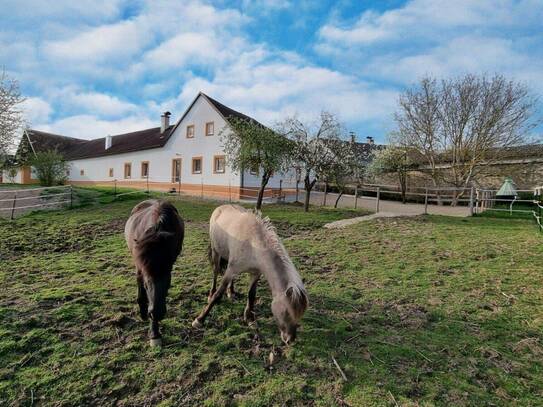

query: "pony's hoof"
left=149, top=338, right=162, bottom=347
left=192, top=319, right=203, bottom=329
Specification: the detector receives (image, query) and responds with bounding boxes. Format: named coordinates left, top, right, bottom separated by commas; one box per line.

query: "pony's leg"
left=226, top=281, right=236, bottom=300
left=149, top=320, right=161, bottom=347
left=193, top=268, right=234, bottom=328
left=208, top=248, right=221, bottom=302
left=137, top=270, right=148, bottom=321
left=244, top=274, right=260, bottom=323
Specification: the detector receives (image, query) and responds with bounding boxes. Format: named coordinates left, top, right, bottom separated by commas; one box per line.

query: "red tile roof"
left=26, top=125, right=175, bottom=160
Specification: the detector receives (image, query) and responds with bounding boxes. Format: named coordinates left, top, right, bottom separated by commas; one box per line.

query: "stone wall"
left=371, top=160, right=543, bottom=191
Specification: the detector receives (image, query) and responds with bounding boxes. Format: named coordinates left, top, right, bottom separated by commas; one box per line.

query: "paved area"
left=287, top=191, right=471, bottom=217
left=324, top=211, right=420, bottom=229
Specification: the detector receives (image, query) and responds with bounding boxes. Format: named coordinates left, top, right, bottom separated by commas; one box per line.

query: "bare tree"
left=369, top=145, right=415, bottom=203
left=221, top=117, right=292, bottom=210
left=0, top=70, right=25, bottom=159
left=278, top=112, right=343, bottom=212
left=394, top=74, right=539, bottom=204
left=325, top=139, right=367, bottom=208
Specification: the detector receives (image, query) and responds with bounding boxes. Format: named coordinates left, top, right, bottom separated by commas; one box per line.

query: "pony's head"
left=271, top=284, right=308, bottom=345
left=135, top=228, right=177, bottom=322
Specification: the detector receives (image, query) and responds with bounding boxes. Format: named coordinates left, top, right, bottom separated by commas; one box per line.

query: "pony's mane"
left=250, top=208, right=308, bottom=318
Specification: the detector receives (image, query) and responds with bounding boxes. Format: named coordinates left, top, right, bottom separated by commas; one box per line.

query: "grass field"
left=1, top=195, right=542, bottom=406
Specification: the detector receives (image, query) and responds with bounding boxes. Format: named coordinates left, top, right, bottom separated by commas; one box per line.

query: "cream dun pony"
left=192, top=205, right=308, bottom=344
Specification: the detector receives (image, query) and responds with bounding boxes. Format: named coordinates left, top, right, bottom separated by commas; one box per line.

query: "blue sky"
left=1, top=0, right=542, bottom=142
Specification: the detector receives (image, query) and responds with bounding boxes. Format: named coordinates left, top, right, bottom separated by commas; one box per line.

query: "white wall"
left=1, top=168, right=23, bottom=184
left=242, top=168, right=299, bottom=189
left=67, top=96, right=241, bottom=188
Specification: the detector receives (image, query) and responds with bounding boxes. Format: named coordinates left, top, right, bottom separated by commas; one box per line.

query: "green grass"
left=1, top=195, right=542, bottom=406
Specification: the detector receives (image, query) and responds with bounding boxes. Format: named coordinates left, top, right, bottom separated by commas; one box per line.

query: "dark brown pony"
left=125, top=199, right=184, bottom=347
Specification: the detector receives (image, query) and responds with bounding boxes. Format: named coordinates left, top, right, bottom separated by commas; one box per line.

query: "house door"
left=172, top=159, right=182, bottom=183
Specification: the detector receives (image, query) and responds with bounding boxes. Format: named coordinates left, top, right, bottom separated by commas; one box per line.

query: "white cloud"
left=21, top=97, right=53, bottom=126
left=177, top=51, right=398, bottom=128
left=43, top=19, right=149, bottom=62
left=318, top=0, right=543, bottom=47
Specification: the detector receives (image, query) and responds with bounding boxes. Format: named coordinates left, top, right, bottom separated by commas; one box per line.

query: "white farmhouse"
left=3, top=92, right=298, bottom=200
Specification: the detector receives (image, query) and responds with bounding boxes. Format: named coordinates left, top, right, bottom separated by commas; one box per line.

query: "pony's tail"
left=207, top=243, right=212, bottom=265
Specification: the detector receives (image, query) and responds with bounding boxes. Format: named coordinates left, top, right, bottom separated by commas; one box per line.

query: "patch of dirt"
left=382, top=301, right=430, bottom=329
left=1, top=218, right=126, bottom=258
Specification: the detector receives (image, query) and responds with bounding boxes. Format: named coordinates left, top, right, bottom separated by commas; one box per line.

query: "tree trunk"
left=256, top=173, right=270, bottom=210
left=398, top=170, right=407, bottom=204
left=334, top=191, right=344, bottom=208
left=303, top=175, right=316, bottom=212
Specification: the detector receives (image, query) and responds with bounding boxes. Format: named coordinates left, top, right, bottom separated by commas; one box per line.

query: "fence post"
left=146, top=175, right=149, bottom=195
left=178, top=176, right=181, bottom=196
left=469, top=186, right=474, bottom=216
left=201, top=179, right=204, bottom=199
left=354, top=185, right=358, bottom=209
left=322, top=182, right=328, bottom=206
left=424, top=187, right=428, bottom=215
left=279, top=180, right=283, bottom=202
left=229, top=180, right=232, bottom=203
left=10, top=193, right=17, bottom=220
left=295, top=180, right=299, bottom=203
left=70, top=185, right=73, bottom=209
left=376, top=187, right=380, bottom=213
left=114, top=179, right=117, bottom=198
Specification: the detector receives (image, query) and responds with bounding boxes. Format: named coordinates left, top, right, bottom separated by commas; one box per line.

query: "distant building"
left=3, top=92, right=383, bottom=197
left=4, top=93, right=296, bottom=199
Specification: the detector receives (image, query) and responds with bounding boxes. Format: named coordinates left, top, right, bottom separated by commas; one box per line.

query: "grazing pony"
left=125, top=199, right=184, bottom=347
left=192, top=205, right=308, bottom=344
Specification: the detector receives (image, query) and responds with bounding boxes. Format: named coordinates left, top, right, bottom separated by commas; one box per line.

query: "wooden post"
left=201, top=179, right=204, bottom=199
left=469, top=186, right=474, bottom=216
left=323, top=182, right=328, bottom=206
left=295, top=180, right=299, bottom=203
left=70, top=186, right=73, bottom=209
left=279, top=180, right=283, bottom=202
left=114, top=179, right=117, bottom=198
left=376, top=187, right=380, bottom=213
left=146, top=176, right=149, bottom=194
left=424, top=187, right=428, bottom=215
left=354, top=185, right=358, bottom=209
left=229, top=180, right=232, bottom=203
left=178, top=176, right=181, bottom=196
left=10, top=193, right=17, bottom=220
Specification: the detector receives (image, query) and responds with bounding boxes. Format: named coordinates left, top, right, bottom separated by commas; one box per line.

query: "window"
left=186, top=125, right=195, bottom=138
left=80, top=169, right=85, bottom=176
left=172, top=159, right=182, bottom=183
left=213, top=155, right=225, bottom=174
left=141, top=161, right=149, bottom=178
left=192, top=157, right=202, bottom=174
left=109, top=168, right=114, bottom=177
left=205, top=122, right=214, bottom=136
left=124, top=163, right=131, bottom=179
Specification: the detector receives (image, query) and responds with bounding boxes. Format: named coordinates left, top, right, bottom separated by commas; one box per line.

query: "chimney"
left=161, top=111, right=171, bottom=133
left=105, top=135, right=112, bottom=150
left=349, top=131, right=356, bottom=143
left=366, top=136, right=374, bottom=145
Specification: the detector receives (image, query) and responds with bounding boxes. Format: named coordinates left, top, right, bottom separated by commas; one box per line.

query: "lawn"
left=0, top=195, right=542, bottom=406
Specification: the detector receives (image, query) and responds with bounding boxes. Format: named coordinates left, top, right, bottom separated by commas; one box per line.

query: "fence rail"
left=0, top=185, right=73, bottom=219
